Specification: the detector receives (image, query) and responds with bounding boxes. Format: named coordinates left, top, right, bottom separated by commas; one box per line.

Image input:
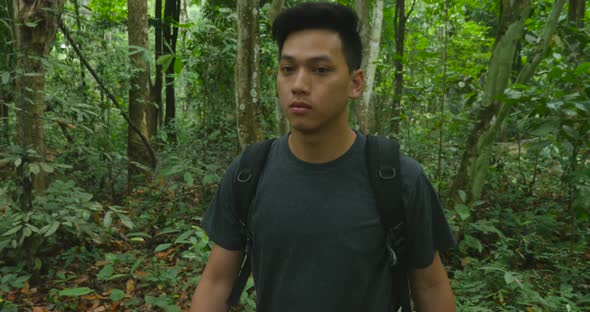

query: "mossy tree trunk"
left=13, top=0, right=66, bottom=196
left=361, top=0, right=383, bottom=135
left=128, top=0, right=153, bottom=190
left=354, top=0, right=370, bottom=133
left=269, top=0, right=288, bottom=136
left=235, top=0, right=263, bottom=149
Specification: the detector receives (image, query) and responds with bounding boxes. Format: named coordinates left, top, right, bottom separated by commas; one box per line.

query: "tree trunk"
left=1, top=0, right=14, bottom=145
left=391, top=0, right=406, bottom=135
left=163, top=0, right=179, bottom=142
left=73, top=0, right=86, bottom=89
left=354, top=0, right=370, bottom=133
left=235, top=0, right=262, bottom=149
left=449, top=0, right=565, bottom=207
left=128, top=0, right=153, bottom=190
left=359, top=0, right=383, bottom=135
left=268, top=0, right=284, bottom=24
left=269, top=0, right=287, bottom=135
left=13, top=0, right=66, bottom=194
left=568, top=0, right=585, bottom=27
left=151, top=0, right=163, bottom=135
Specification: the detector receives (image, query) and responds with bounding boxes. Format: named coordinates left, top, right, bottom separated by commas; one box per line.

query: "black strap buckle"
left=378, top=166, right=397, bottom=180
left=386, top=223, right=406, bottom=267
left=237, top=169, right=252, bottom=183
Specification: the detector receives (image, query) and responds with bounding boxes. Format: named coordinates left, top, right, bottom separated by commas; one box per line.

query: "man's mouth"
left=289, top=101, right=312, bottom=109
left=289, top=101, right=312, bottom=114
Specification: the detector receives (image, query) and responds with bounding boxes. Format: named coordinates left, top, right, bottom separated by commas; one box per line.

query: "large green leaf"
left=59, top=287, right=94, bottom=297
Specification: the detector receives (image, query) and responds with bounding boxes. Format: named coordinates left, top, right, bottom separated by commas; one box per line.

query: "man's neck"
left=288, top=125, right=357, bottom=164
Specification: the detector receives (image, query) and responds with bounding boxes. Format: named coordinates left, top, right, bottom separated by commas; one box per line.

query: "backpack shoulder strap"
left=365, top=135, right=404, bottom=232
left=228, top=138, right=276, bottom=306
left=365, top=135, right=411, bottom=311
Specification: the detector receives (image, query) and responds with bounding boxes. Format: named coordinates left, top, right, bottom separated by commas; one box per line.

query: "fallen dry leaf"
left=134, top=271, right=148, bottom=279
left=21, top=281, right=31, bottom=295
left=126, top=279, right=135, bottom=295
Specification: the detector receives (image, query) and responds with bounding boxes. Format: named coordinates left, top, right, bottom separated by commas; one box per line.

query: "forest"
left=0, top=0, right=588, bottom=310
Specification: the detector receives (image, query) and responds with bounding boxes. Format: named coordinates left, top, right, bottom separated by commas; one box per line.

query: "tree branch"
left=58, top=19, right=158, bottom=170
left=406, top=0, right=416, bottom=20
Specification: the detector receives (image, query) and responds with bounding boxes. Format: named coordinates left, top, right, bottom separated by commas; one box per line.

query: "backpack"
left=227, top=135, right=411, bottom=311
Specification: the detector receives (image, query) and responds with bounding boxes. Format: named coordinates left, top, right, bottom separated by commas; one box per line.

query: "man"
left=191, top=2, right=456, bottom=311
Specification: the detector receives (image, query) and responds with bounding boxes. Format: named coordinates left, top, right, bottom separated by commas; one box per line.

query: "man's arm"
left=410, top=251, right=456, bottom=312
left=190, top=244, right=243, bottom=312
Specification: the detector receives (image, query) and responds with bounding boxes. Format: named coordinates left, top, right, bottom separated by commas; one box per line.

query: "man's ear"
left=349, top=69, right=364, bottom=99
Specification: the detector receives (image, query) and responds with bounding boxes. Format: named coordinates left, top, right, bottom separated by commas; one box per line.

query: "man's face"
left=277, top=29, right=363, bottom=134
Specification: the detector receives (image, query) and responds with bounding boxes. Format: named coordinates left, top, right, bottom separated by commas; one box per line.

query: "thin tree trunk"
left=1, top=0, right=13, bottom=145
left=360, top=0, right=383, bottom=135
left=235, top=0, right=262, bottom=149
left=391, top=0, right=405, bottom=135
left=151, top=0, right=163, bottom=135
left=354, top=0, right=370, bottom=133
left=13, top=0, right=66, bottom=194
left=72, top=0, right=86, bottom=89
left=449, top=0, right=565, bottom=207
left=269, top=0, right=287, bottom=135
left=163, top=0, right=179, bottom=143
left=128, top=0, right=153, bottom=190
left=437, top=0, right=448, bottom=195
left=268, top=0, right=284, bottom=24
left=568, top=0, right=585, bottom=27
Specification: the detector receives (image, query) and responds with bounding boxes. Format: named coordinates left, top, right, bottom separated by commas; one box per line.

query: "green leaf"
left=117, top=213, right=135, bottom=229
left=562, top=125, right=578, bottom=139
left=97, top=264, right=114, bottom=280
left=184, top=172, right=194, bottom=187
left=504, top=271, right=516, bottom=285
left=104, top=211, right=113, bottom=227
left=59, top=287, right=94, bottom=297
left=1, top=72, right=9, bottom=85
left=202, top=174, right=219, bottom=185
left=110, top=288, right=125, bottom=301
left=34, top=258, right=42, bottom=271
left=14, top=158, right=22, bottom=168
left=458, top=190, right=467, bottom=203
left=130, top=255, right=146, bottom=273
left=454, top=204, right=471, bottom=221
left=39, top=163, right=55, bottom=173
left=44, top=221, right=60, bottom=237
left=174, top=230, right=193, bottom=244
left=2, top=225, right=22, bottom=237
left=108, top=273, right=127, bottom=280
left=155, top=243, right=172, bottom=253
left=463, top=234, right=483, bottom=253
left=574, top=62, right=590, bottom=76
left=174, top=57, right=184, bottom=74
left=29, top=164, right=40, bottom=175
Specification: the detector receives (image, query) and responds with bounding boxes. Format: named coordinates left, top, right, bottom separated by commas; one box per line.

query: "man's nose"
left=292, top=70, right=311, bottom=95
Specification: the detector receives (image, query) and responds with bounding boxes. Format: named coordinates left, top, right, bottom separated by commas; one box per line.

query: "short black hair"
left=272, top=2, right=362, bottom=71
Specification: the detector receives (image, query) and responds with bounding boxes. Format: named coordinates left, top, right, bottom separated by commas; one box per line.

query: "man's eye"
left=281, top=66, right=295, bottom=73
left=314, top=67, right=330, bottom=74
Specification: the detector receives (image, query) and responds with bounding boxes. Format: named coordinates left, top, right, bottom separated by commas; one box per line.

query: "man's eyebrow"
left=280, top=55, right=333, bottom=63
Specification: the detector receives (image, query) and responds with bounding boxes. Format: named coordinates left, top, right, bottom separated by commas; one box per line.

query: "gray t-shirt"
left=202, top=133, right=455, bottom=312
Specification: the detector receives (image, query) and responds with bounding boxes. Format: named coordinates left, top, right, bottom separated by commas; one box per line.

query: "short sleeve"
left=201, top=157, right=246, bottom=251
left=400, top=156, right=456, bottom=269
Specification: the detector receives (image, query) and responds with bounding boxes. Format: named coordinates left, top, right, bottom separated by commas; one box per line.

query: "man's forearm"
left=412, top=281, right=456, bottom=312
left=190, top=276, right=233, bottom=312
